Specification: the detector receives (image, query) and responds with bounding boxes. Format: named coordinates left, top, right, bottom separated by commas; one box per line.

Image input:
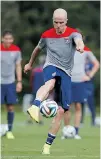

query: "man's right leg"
left=27, top=79, right=56, bottom=122
left=42, top=70, right=71, bottom=154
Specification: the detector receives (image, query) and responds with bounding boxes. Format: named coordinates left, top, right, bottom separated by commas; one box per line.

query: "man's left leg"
left=42, top=70, right=71, bottom=155
left=42, top=77, right=64, bottom=155
left=42, top=107, right=64, bottom=154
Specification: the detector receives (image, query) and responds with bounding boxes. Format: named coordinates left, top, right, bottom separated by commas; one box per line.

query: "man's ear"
left=65, top=19, right=68, bottom=24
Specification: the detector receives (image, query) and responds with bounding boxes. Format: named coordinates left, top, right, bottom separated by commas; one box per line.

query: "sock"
left=75, top=127, right=79, bottom=135
left=7, top=111, right=14, bottom=131
left=46, top=133, right=56, bottom=145
left=32, top=99, right=41, bottom=107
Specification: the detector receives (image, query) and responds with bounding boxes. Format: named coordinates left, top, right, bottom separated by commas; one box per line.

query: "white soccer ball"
left=40, top=99, right=58, bottom=118
left=62, top=125, right=76, bottom=138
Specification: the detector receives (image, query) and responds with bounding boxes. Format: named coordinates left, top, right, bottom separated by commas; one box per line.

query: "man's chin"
left=5, top=44, right=12, bottom=47
left=56, top=30, right=62, bottom=34
left=58, top=31, right=62, bottom=34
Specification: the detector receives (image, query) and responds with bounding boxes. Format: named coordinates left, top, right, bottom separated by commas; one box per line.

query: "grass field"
left=1, top=109, right=100, bottom=159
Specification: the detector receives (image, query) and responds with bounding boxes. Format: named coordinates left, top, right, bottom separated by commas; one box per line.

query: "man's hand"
left=16, top=82, right=22, bottom=92
left=82, top=75, right=90, bottom=82
left=74, top=38, right=84, bottom=53
left=76, top=45, right=84, bottom=53
left=24, top=63, right=32, bottom=74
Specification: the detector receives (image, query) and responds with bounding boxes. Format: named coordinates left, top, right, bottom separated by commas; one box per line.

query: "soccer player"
left=63, top=46, right=99, bottom=139
left=1, top=30, right=22, bottom=139
left=24, top=8, right=84, bottom=154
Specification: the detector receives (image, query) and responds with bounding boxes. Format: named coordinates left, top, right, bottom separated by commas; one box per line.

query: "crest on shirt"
left=64, top=37, right=70, bottom=44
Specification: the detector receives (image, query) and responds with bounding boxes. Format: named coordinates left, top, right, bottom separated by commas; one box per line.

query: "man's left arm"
left=72, top=31, right=84, bottom=53
left=16, top=52, right=22, bottom=92
left=74, top=38, right=84, bottom=53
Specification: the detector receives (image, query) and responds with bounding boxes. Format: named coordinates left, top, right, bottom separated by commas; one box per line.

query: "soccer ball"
left=40, top=99, right=58, bottom=118
left=62, top=125, right=76, bottom=138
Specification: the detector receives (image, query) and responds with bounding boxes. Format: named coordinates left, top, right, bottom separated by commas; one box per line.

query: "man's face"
left=2, top=34, right=14, bottom=47
left=53, top=17, right=67, bottom=34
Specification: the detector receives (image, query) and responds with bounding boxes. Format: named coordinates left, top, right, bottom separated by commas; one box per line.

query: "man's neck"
left=2, top=43, right=12, bottom=48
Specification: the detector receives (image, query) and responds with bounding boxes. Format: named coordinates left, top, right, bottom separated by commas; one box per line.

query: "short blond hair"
left=53, top=8, right=67, bottom=20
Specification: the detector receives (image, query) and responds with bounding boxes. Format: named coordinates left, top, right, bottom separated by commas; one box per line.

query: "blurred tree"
left=1, top=1, right=100, bottom=105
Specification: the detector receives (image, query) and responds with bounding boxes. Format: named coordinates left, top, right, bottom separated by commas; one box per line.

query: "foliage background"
left=1, top=1, right=100, bottom=106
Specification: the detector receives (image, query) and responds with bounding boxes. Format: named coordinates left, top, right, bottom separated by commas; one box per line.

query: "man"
left=81, top=57, right=97, bottom=126
left=24, top=8, right=84, bottom=154
left=1, top=30, right=22, bottom=139
left=63, top=46, right=99, bottom=139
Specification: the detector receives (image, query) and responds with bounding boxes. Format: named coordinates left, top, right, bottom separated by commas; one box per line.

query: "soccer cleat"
left=27, top=105, right=40, bottom=123
left=6, top=131, right=15, bottom=139
left=74, top=134, right=81, bottom=140
left=42, top=143, right=51, bottom=155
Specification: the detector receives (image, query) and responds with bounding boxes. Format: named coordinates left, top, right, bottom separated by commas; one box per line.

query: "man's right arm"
left=28, top=34, right=46, bottom=66
left=29, top=32, right=46, bottom=66
left=24, top=35, right=46, bottom=73
left=24, top=46, right=41, bottom=73
left=29, top=45, right=41, bottom=66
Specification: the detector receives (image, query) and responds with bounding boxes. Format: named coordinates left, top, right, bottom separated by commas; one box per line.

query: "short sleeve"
left=16, top=51, right=22, bottom=64
left=38, top=33, right=46, bottom=49
left=72, top=32, right=83, bottom=41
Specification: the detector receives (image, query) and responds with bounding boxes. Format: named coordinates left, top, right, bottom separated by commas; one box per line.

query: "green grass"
left=1, top=110, right=100, bottom=159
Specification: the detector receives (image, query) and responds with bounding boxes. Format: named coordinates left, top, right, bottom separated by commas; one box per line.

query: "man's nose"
left=57, top=23, right=61, bottom=27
